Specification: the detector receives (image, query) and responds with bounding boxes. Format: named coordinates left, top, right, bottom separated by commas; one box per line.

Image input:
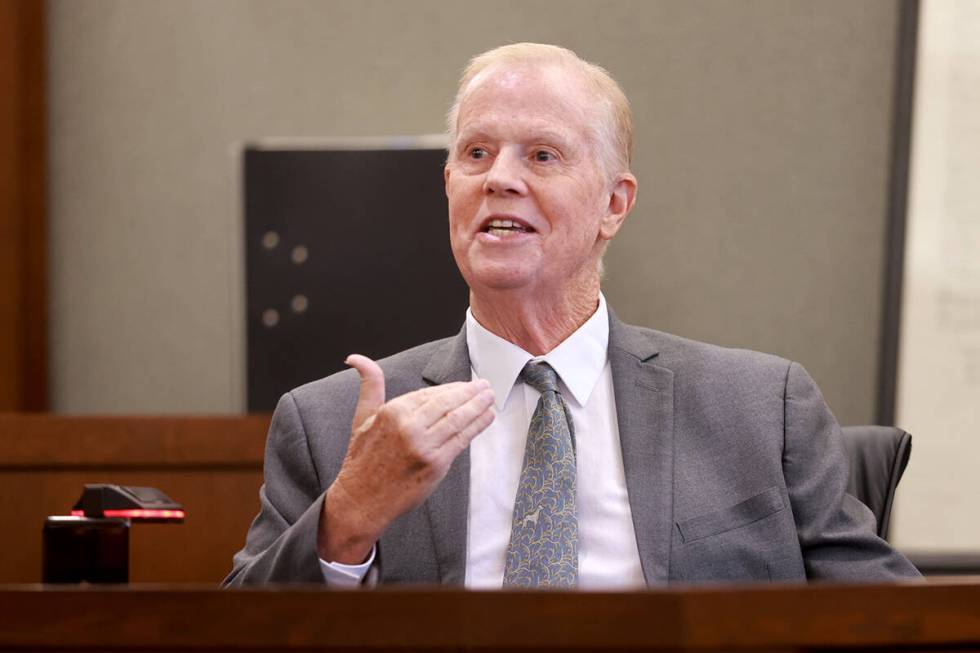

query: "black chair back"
left=841, top=425, right=912, bottom=540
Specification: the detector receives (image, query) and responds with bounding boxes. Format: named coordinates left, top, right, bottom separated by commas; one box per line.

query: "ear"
left=598, top=173, right=637, bottom=241
left=444, top=164, right=452, bottom=198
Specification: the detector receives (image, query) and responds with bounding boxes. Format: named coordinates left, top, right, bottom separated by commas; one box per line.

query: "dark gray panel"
left=245, top=148, right=469, bottom=411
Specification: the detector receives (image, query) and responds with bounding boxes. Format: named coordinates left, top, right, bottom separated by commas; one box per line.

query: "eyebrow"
left=527, top=129, right=573, bottom=148
left=456, top=125, right=575, bottom=149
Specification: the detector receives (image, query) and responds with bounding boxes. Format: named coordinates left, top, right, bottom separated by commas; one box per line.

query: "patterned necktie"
left=503, top=361, right=578, bottom=587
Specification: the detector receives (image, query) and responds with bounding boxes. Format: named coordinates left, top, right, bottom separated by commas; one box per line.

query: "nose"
left=483, top=148, right=528, bottom=196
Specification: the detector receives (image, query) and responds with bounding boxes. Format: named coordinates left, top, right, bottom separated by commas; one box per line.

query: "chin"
left=465, top=262, right=540, bottom=293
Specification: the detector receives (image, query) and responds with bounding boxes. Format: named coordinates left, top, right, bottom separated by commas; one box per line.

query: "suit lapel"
left=419, top=327, right=472, bottom=584
left=608, top=312, right=675, bottom=585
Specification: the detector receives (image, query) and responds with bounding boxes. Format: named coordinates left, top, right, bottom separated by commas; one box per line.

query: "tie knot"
left=520, top=361, right=561, bottom=395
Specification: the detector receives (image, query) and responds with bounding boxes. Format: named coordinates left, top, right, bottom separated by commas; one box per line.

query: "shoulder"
left=615, top=320, right=791, bottom=373
left=613, top=320, right=795, bottom=395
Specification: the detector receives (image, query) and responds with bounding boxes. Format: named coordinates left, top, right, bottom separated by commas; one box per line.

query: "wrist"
left=318, top=481, right=380, bottom=564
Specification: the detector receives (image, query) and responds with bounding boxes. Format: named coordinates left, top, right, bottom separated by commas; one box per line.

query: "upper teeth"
left=489, top=219, right=516, bottom=228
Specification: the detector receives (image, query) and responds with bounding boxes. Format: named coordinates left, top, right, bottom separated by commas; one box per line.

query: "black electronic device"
left=43, top=485, right=184, bottom=583
left=70, top=484, right=185, bottom=522
left=43, top=517, right=129, bottom=583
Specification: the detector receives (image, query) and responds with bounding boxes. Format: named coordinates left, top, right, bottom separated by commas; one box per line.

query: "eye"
left=468, top=146, right=488, bottom=160
left=532, top=149, right=557, bottom=162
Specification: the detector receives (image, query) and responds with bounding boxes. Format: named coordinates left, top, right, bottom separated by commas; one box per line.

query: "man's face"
left=445, top=64, right=629, bottom=298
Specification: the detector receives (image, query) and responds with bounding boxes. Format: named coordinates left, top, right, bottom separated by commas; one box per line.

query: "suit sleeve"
left=782, top=362, right=920, bottom=580
left=223, top=392, right=329, bottom=585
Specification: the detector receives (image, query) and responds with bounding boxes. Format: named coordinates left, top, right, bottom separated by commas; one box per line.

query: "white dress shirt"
left=321, top=294, right=645, bottom=588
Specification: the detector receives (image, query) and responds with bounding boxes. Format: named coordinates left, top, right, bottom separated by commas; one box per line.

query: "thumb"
left=346, top=354, right=385, bottom=429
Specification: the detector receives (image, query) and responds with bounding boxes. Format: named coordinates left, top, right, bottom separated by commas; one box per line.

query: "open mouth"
left=480, top=218, right=535, bottom=236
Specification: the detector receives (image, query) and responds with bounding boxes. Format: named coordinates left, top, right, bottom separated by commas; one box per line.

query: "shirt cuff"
left=318, top=545, right=376, bottom=587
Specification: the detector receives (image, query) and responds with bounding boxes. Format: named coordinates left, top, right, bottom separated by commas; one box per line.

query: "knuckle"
left=444, top=407, right=467, bottom=431
left=404, top=414, right=426, bottom=438
left=428, top=393, right=452, bottom=412
left=405, top=440, right=436, bottom=468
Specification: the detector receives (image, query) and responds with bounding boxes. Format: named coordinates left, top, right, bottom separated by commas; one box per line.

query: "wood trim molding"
left=0, top=0, right=47, bottom=411
left=0, top=414, right=270, bottom=467
left=1, top=582, right=980, bottom=651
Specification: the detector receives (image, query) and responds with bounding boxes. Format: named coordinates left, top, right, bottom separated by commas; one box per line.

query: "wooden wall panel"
left=0, top=415, right=270, bottom=583
left=0, top=0, right=47, bottom=411
left=3, top=583, right=980, bottom=651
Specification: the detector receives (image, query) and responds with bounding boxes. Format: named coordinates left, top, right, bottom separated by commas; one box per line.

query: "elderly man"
left=226, top=43, right=918, bottom=587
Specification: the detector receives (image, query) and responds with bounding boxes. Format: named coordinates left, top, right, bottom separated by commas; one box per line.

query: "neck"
left=469, top=277, right=601, bottom=356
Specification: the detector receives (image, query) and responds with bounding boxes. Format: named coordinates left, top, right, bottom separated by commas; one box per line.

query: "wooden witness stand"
left=2, top=416, right=979, bottom=651
left=0, top=581, right=979, bottom=652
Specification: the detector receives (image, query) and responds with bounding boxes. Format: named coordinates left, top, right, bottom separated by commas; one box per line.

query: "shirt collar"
left=465, top=293, right=609, bottom=410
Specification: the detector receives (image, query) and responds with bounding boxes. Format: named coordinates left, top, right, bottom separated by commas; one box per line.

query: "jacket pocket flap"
left=677, top=486, right=785, bottom=543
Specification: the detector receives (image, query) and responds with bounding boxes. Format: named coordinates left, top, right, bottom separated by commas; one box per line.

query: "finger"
left=414, top=379, right=492, bottom=429
left=346, top=354, right=385, bottom=429
left=391, top=381, right=483, bottom=409
left=439, top=402, right=495, bottom=458
left=427, top=386, right=496, bottom=442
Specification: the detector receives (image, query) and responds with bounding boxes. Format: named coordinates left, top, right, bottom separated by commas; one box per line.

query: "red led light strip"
left=69, top=509, right=185, bottom=519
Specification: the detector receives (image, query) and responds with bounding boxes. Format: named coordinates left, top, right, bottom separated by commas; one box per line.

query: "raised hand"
left=318, top=354, right=495, bottom=564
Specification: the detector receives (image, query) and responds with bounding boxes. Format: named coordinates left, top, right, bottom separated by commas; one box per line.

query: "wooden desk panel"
left=0, top=582, right=978, bottom=652
left=0, top=415, right=270, bottom=583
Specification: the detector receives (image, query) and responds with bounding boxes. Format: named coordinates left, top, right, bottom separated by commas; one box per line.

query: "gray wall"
left=48, top=0, right=900, bottom=424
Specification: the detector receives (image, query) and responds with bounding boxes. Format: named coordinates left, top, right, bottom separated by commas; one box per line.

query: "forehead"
left=455, top=64, right=596, bottom=141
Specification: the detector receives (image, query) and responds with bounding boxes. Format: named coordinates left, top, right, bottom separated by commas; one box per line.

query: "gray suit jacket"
left=226, top=313, right=918, bottom=585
